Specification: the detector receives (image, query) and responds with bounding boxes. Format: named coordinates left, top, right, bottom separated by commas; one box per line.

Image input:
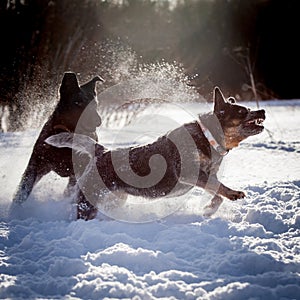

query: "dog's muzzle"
left=243, top=109, right=266, bottom=135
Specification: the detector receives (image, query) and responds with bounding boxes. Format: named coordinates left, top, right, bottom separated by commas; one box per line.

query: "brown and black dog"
left=11, top=72, right=104, bottom=219
left=47, top=87, right=265, bottom=219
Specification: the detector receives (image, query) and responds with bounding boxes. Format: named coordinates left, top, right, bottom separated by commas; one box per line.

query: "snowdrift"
left=0, top=101, right=299, bottom=299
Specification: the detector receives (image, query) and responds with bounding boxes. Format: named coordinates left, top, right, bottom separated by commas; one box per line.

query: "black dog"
left=12, top=72, right=104, bottom=219
left=47, top=87, right=266, bottom=219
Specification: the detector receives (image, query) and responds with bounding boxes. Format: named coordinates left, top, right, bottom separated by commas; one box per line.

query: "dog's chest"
left=197, top=151, right=223, bottom=175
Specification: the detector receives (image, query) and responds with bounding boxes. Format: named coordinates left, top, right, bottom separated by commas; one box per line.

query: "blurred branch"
left=226, top=46, right=260, bottom=107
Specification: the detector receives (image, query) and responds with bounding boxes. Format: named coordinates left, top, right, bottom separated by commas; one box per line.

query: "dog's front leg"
left=197, top=174, right=246, bottom=201
left=12, top=163, right=44, bottom=205
left=203, top=195, right=223, bottom=217
left=180, top=173, right=225, bottom=216
left=217, top=183, right=246, bottom=200
left=196, top=173, right=245, bottom=216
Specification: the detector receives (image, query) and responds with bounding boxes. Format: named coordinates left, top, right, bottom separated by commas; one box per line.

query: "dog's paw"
left=77, top=201, right=98, bottom=221
left=203, top=195, right=223, bottom=217
left=226, top=190, right=246, bottom=201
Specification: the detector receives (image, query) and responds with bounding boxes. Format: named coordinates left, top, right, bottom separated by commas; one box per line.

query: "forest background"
left=1, top=0, right=299, bottom=130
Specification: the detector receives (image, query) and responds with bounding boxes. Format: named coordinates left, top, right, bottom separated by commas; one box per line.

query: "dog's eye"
left=75, top=101, right=83, bottom=107
left=238, top=109, right=247, bottom=115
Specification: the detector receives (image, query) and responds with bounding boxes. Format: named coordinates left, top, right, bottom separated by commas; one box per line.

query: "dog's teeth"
left=254, top=119, right=264, bottom=126
left=246, top=119, right=264, bottom=126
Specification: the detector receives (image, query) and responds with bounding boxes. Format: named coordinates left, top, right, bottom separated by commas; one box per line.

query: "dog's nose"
left=259, top=109, right=266, bottom=119
left=255, top=109, right=265, bottom=119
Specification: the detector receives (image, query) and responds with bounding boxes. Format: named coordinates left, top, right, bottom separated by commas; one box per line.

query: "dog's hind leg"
left=76, top=190, right=98, bottom=220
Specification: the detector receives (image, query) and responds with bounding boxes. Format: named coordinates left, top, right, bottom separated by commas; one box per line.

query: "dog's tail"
left=45, top=133, right=97, bottom=158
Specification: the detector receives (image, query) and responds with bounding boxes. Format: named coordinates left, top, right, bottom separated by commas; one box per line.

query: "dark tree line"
left=0, top=0, right=300, bottom=130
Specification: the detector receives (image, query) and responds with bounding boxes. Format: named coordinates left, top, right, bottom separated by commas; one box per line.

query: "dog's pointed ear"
left=60, top=72, right=80, bottom=95
left=80, top=75, right=104, bottom=96
left=213, top=86, right=226, bottom=113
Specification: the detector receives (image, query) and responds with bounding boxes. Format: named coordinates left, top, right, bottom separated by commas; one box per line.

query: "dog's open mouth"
left=246, top=118, right=265, bottom=127
left=243, top=115, right=265, bottom=135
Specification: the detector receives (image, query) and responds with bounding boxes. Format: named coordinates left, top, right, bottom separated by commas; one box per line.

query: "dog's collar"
left=197, top=119, right=228, bottom=156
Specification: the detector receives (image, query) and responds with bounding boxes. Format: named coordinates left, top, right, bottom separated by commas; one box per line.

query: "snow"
left=0, top=100, right=300, bottom=299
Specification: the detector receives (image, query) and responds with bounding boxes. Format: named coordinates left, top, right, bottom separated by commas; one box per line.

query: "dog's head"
left=213, top=87, right=266, bottom=150
left=55, top=72, right=104, bottom=136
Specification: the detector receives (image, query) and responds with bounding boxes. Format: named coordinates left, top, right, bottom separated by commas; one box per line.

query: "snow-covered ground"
left=0, top=100, right=299, bottom=299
